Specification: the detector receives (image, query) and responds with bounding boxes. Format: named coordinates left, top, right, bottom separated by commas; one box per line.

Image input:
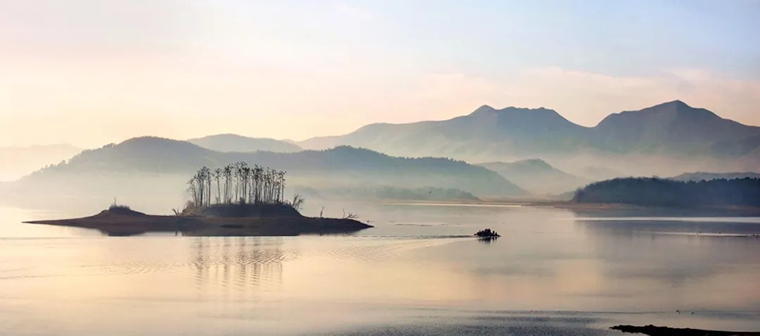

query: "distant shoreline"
left=536, top=201, right=760, bottom=216
left=378, top=198, right=760, bottom=216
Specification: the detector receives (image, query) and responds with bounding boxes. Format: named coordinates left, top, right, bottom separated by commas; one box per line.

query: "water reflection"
left=574, top=218, right=760, bottom=309
left=2, top=204, right=760, bottom=335
left=191, top=237, right=288, bottom=294
left=576, top=218, right=760, bottom=236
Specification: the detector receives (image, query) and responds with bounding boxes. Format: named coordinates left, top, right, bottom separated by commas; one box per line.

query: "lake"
left=1, top=202, right=759, bottom=335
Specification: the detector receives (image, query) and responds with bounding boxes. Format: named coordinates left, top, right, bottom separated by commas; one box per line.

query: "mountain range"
left=3, top=100, right=758, bottom=208
left=2, top=137, right=526, bottom=208
left=298, top=101, right=760, bottom=176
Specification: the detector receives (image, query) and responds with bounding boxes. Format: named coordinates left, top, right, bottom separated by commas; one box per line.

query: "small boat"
left=475, top=228, right=500, bottom=239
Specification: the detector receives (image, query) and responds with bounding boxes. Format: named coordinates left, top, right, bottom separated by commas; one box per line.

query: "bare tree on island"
left=187, top=166, right=208, bottom=207
left=186, top=162, right=300, bottom=211
left=213, top=168, right=222, bottom=204
left=205, top=168, right=212, bottom=207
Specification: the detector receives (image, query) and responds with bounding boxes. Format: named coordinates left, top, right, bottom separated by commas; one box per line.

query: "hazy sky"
left=1, top=0, right=758, bottom=147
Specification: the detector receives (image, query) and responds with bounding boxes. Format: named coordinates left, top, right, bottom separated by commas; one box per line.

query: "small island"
left=26, top=163, right=372, bottom=236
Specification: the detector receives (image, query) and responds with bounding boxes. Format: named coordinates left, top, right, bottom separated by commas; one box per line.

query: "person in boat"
left=475, top=228, right=500, bottom=237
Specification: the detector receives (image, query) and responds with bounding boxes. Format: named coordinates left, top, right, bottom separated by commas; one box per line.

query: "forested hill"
left=572, top=177, right=760, bottom=207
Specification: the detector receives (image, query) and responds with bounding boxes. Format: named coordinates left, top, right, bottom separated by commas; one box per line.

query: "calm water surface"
left=1, top=202, right=759, bottom=335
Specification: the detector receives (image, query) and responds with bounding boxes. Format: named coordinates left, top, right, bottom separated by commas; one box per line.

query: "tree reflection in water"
left=192, top=237, right=287, bottom=295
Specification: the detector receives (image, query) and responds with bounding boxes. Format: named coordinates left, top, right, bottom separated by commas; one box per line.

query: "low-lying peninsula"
left=26, top=162, right=372, bottom=236
left=527, top=177, right=760, bottom=216
left=573, top=177, right=760, bottom=208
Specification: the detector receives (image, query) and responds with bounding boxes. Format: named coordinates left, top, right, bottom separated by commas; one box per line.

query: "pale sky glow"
left=1, top=0, right=758, bottom=147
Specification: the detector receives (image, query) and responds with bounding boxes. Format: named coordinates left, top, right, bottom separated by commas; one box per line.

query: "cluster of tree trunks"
left=187, top=162, right=286, bottom=207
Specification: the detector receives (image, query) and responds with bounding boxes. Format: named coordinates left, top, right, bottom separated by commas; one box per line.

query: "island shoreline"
left=25, top=207, right=373, bottom=237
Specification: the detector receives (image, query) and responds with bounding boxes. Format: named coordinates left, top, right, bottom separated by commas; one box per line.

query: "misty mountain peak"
left=470, top=105, right=496, bottom=115
left=114, top=136, right=210, bottom=155
left=597, top=100, right=720, bottom=127
left=478, top=159, right=555, bottom=173
left=651, top=100, right=707, bottom=117
left=119, top=136, right=175, bottom=147
left=514, top=158, right=553, bottom=170
left=469, top=105, right=569, bottom=122
left=188, top=134, right=302, bottom=153
left=501, top=106, right=565, bottom=118
left=664, top=99, right=689, bottom=108
left=592, top=100, right=760, bottom=154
